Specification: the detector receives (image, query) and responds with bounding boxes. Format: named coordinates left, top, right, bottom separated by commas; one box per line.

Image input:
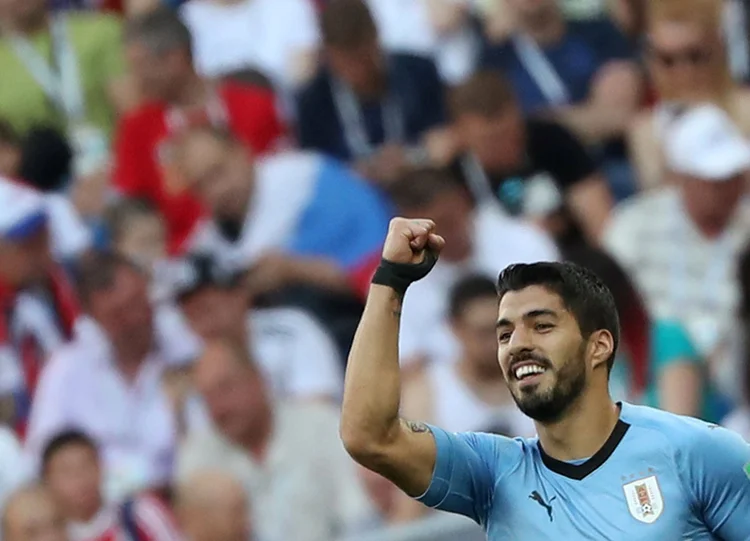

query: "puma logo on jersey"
left=529, top=491, right=556, bottom=522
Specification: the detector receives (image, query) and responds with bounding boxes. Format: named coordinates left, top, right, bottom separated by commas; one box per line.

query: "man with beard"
left=340, top=217, right=750, bottom=540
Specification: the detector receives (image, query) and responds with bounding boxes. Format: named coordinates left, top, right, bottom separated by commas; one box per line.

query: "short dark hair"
left=449, top=70, right=517, bottom=120
left=104, top=198, right=161, bottom=245
left=41, top=430, right=98, bottom=477
left=73, top=250, right=144, bottom=309
left=124, top=6, right=193, bottom=57
left=449, top=274, right=497, bottom=320
left=496, top=262, right=620, bottom=371
left=320, top=0, right=378, bottom=48
left=387, top=167, right=466, bottom=211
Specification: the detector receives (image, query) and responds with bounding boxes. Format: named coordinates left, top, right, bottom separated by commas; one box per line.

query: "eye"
left=498, top=331, right=512, bottom=344
left=535, top=322, right=554, bottom=333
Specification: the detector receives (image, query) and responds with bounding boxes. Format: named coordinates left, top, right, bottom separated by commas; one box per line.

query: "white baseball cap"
left=0, top=178, right=48, bottom=242
left=664, top=103, right=750, bottom=181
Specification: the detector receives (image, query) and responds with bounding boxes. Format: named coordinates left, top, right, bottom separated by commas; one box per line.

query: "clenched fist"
left=382, top=218, right=446, bottom=265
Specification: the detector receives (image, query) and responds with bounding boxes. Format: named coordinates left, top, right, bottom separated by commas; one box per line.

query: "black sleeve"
left=526, top=120, right=598, bottom=190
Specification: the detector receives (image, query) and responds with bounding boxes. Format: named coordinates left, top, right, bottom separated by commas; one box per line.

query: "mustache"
left=509, top=351, right=552, bottom=370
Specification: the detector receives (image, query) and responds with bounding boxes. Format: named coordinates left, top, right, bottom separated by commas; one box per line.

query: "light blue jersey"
left=417, top=402, right=750, bottom=540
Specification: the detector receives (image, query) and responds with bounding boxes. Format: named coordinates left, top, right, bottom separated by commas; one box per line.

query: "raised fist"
left=381, top=218, right=445, bottom=265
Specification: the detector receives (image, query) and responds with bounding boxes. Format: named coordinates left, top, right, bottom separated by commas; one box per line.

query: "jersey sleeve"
left=682, top=423, right=750, bottom=539
left=416, top=426, right=524, bottom=525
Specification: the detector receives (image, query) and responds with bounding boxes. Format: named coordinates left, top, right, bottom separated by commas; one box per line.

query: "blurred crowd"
left=0, top=0, right=749, bottom=540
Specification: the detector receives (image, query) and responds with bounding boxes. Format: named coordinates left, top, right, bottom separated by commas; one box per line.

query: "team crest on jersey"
left=623, top=475, right=664, bottom=524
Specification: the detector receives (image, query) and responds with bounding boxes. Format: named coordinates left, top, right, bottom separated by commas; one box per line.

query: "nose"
left=507, top=325, right=533, bottom=353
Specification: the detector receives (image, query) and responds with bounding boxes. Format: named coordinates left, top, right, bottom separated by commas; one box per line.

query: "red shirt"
left=113, top=82, right=285, bottom=254
left=70, top=495, right=182, bottom=541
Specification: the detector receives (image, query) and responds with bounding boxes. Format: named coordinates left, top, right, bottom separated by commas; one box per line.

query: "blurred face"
left=179, top=133, right=253, bottom=221
left=402, top=189, right=472, bottom=263
left=125, top=42, right=187, bottom=103
left=88, top=267, right=154, bottom=357
left=0, top=227, right=53, bottom=288
left=680, top=174, right=746, bottom=229
left=180, top=287, right=247, bottom=342
left=115, top=215, right=166, bottom=271
left=185, top=484, right=250, bottom=541
left=194, top=346, right=268, bottom=443
left=647, top=21, right=724, bottom=101
left=4, top=491, right=67, bottom=541
left=0, top=141, right=21, bottom=177
left=505, top=0, right=560, bottom=27
left=496, top=286, right=590, bottom=422
left=45, top=444, right=101, bottom=522
left=452, top=295, right=501, bottom=376
left=458, top=110, right=526, bottom=173
left=326, top=39, right=385, bottom=96
left=0, top=0, right=47, bottom=29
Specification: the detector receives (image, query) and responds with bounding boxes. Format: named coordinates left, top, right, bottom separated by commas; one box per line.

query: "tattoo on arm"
left=403, top=419, right=429, bottom=433
left=391, top=291, right=404, bottom=318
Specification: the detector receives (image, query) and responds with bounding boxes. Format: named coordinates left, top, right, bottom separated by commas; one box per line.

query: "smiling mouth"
left=512, top=363, right=548, bottom=381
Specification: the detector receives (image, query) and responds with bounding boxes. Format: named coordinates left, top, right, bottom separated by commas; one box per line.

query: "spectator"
left=397, top=275, right=535, bottom=521
left=172, top=253, right=343, bottom=403
left=175, top=470, right=250, bottom=541
left=0, top=181, right=79, bottom=436
left=296, top=0, right=453, bottom=186
left=177, top=125, right=391, bottom=299
left=180, top=0, right=320, bottom=94
left=0, top=0, right=128, bottom=177
left=2, top=484, right=67, bottom=541
left=365, top=0, right=481, bottom=84
left=566, top=245, right=718, bottom=420
left=26, top=252, right=195, bottom=501
left=177, top=338, right=372, bottom=541
left=388, top=168, right=558, bottom=369
left=114, top=7, right=286, bottom=253
left=604, top=104, right=750, bottom=364
left=104, top=198, right=172, bottom=302
left=629, top=0, right=750, bottom=190
left=480, top=0, right=642, bottom=187
left=447, top=71, right=613, bottom=248
left=41, top=430, right=183, bottom=541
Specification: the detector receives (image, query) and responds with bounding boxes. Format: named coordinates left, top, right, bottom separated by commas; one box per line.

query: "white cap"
left=664, top=103, right=750, bottom=181
left=0, top=178, right=48, bottom=241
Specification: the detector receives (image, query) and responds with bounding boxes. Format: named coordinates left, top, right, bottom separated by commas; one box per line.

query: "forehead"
left=497, top=285, right=568, bottom=322
left=649, top=20, right=706, bottom=46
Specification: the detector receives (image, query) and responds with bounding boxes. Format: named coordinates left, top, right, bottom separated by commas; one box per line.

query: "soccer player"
left=341, top=218, right=750, bottom=540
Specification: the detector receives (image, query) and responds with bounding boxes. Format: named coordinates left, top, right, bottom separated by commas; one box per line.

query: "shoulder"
left=251, top=306, right=326, bottom=341
left=390, top=52, right=438, bottom=74
left=609, top=187, right=675, bottom=226
left=220, top=81, right=276, bottom=110
left=255, top=150, right=321, bottom=189
left=527, top=119, right=584, bottom=149
left=117, top=102, right=166, bottom=134
left=296, top=70, right=334, bottom=106
left=475, top=204, right=560, bottom=262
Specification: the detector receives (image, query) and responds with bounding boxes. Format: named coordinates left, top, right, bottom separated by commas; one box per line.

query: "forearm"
left=340, top=285, right=403, bottom=455
left=555, top=103, right=632, bottom=145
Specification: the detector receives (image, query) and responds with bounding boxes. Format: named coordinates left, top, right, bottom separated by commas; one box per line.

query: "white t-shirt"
left=249, top=307, right=343, bottom=401
left=178, top=401, right=373, bottom=541
left=45, top=192, right=92, bottom=260
left=399, top=203, right=559, bottom=365
left=181, top=0, right=320, bottom=91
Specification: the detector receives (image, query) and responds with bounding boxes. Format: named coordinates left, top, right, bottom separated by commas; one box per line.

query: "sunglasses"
left=647, top=44, right=714, bottom=68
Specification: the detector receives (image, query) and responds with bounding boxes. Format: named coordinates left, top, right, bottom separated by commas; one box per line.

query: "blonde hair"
left=646, top=0, right=733, bottom=105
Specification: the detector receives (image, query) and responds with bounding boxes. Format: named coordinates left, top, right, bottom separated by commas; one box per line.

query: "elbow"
left=339, top=418, right=394, bottom=468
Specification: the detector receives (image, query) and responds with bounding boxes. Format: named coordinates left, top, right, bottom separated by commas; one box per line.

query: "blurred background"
left=0, top=0, right=748, bottom=540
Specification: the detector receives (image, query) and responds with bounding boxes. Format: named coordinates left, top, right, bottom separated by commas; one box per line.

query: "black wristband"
left=371, top=250, right=439, bottom=296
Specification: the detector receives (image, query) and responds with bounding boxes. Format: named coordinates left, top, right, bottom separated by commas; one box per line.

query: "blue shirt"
left=418, top=402, right=750, bottom=540
left=481, top=20, right=634, bottom=115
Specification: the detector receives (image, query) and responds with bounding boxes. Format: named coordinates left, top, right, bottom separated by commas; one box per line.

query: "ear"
left=587, top=329, right=615, bottom=371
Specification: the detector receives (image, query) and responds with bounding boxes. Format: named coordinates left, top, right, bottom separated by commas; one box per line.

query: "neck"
left=522, top=12, right=566, bottom=46
left=170, top=74, right=208, bottom=108
left=114, top=344, right=150, bottom=381
left=535, top=384, right=619, bottom=461
left=237, top=405, right=274, bottom=461
left=71, top=499, right=103, bottom=524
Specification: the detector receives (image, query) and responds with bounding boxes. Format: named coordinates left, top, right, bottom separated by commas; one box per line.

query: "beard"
left=508, top=344, right=587, bottom=423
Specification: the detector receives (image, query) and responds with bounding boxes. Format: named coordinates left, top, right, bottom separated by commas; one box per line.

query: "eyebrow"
left=496, top=309, right=558, bottom=328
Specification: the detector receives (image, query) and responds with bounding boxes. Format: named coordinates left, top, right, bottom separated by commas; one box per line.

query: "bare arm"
left=555, top=61, right=644, bottom=145
left=658, top=362, right=703, bottom=418
left=340, top=219, right=444, bottom=498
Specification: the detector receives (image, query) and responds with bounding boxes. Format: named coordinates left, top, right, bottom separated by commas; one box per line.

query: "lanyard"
left=511, top=33, right=569, bottom=106
left=331, top=75, right=405, bottom=159
left=460, top=153, right=495, bottom=201
left=8, top=15, right=86, bottom=122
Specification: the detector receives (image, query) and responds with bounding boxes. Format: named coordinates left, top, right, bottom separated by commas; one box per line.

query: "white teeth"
left=514, top=364, right=546, bottom=380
